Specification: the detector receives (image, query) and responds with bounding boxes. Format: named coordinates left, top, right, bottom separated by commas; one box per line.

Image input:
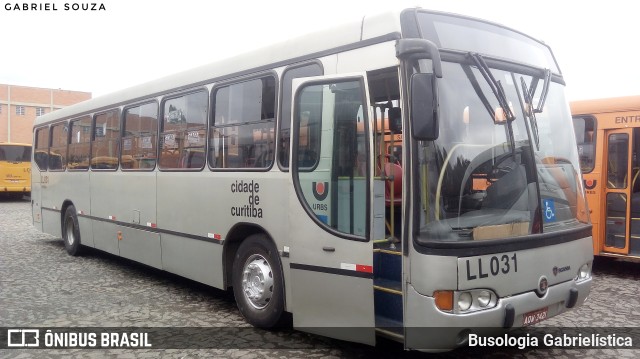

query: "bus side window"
left=226, top=149, right=243, bottom=168
left=299, top=149, right=317, bottom=168
left=181, top=149, right=205, bottom=168
left=91, top=109, right=121, bottom=170
left=573, top=116, right=596, bottom=173
left=279, top=63, right=323, bottom=169
left=294, top=79, right=368, bottom=236
left=160, top=149, right=180, bottom=168
left=34, top=127, right=49, bottom=171
left=209, top=76, right=276, bottom=170
left=68, top=116, right=91, bottom=170
left=160, top=91, right=207, bottom=170
left=49, top=123, right=68, bottom=171
left=123, top=102, right=158, bottom=171
left=633, top=128, right=640, bottom=193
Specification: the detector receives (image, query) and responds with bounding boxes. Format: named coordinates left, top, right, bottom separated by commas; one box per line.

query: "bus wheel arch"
left=223, top=224, right=271, bottom=287
left=224, top=225, right=285, bottom=328
left=61, top=201, right=83, bottom=256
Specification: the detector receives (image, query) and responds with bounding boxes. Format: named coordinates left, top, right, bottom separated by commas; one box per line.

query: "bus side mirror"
left=410, top=73, right=438, bottom=141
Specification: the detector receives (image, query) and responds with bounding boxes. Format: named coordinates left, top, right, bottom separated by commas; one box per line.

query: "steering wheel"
left=489, top=153, right=516, bottom=180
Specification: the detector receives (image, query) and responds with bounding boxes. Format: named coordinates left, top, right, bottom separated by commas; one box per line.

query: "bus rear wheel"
left=232, top=234, right=285, bottom=328
left=62, top=205, right=83, bottom=256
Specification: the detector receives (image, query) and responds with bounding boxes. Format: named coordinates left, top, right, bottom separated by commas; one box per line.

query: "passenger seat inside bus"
left=383, top=162, right=402, bottom=207
left=226, top=148, right=244, bottom=168
left=181, top=150, right=205, bottom=168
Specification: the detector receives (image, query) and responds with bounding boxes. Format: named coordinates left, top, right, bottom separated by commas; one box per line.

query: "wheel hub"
left=241, top=254, right=274, bottom=309
left=65, top=219, right=75, bottom=246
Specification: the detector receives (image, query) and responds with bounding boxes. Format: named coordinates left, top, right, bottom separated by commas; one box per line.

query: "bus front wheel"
left=62, top=205, right=83, bottom=256
left=232, top=234, right=285, bottom=328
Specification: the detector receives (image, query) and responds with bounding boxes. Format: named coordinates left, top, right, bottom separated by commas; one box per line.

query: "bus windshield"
left=416, top=11, right=559, bottom=73
left=0, top=144, right=32, bottom=163
left=415, top=61, right=588, bottom=243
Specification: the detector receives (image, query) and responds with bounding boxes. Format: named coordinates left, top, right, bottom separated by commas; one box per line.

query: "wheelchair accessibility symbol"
left=542, top=199, right=556, bottom=223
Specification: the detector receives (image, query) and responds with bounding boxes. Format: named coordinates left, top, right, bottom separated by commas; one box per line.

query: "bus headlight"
left=477, top=290, right=492, bottom=307
left=437, top=289, right=498, bottom=314
left=458, top=292, right=472, bottom=311
left=576, top=262, right=591, bottom=281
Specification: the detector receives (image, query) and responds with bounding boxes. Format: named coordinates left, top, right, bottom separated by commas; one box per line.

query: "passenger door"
left=603, top=128, right=633, bottom=254
left=288, top=74, right=375, bottom=345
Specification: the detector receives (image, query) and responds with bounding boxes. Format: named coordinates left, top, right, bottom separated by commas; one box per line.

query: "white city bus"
left=32, top=8, right=593, bottom=351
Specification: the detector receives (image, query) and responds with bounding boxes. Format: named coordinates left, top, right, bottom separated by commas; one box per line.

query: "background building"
left=0, top=84, right=91, bottom=144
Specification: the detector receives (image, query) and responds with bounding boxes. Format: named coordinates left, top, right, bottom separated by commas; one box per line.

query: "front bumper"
left=404, top=277, right=592, bottom=351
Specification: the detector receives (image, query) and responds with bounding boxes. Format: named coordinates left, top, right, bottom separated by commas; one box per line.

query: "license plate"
left=523, top=307, right=548, bottom=326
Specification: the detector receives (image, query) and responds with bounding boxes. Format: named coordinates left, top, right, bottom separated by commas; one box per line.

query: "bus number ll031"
left=465, top=253, right=518, bottom=281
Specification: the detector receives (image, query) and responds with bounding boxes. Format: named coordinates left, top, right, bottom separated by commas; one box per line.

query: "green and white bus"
left=32, top=8, right=593, bottom=351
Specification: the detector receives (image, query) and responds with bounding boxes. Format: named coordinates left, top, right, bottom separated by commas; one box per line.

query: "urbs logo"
left=312, top=182, right=329, bottom=201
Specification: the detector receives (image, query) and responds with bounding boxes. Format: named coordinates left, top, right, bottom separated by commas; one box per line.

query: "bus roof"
left=34, top=9, right=404, bottom=127
left=33, top=7, right=552, bottom=128
left=570, top=95, right=640, bottom=115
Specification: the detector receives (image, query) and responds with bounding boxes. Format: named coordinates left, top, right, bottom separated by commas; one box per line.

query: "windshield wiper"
left=520, top=76, right=540, bottom=150
left=534, top=68, right=551, bottom=114
left=519, top=68, right=550, bottom=150
left=468, top=53, right=516, bottom=155
left=469, top=53, right=515, bottom=122
left=462, top=65, right=495, bottom=122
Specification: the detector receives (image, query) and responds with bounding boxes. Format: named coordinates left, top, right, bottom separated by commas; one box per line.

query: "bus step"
left=375, top=315, right=404, bottom=341
left=373, top=249, right=401, bottom=282
left=374, top=278, right=402, bottom=293
left=374, top=280, right=403, bottom=323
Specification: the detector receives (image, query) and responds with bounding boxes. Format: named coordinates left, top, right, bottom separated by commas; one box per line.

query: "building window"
left=36, top=107, right=46, bottom=116
left=16, top=106, right=25, bottom=116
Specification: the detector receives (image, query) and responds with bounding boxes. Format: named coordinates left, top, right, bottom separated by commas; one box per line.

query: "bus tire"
left=62, top=205, right=83, bottom=256
left=232, top=234, right=285, bottom=328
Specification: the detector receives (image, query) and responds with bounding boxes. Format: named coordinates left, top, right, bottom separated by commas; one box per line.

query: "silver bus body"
left=31, top=8, right=593, bottom=351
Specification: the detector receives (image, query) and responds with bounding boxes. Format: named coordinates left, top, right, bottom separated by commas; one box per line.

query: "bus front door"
left=288, top=75, right=375, bottom=345
left=603, top=128, right=633, bottom=255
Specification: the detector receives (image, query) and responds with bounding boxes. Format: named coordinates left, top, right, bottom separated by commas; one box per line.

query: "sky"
left=0, top=0, right=637, bottom=101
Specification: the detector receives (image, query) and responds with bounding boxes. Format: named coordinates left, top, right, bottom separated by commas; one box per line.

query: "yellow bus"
left=571, top=96, right=640, bottom=258
left=0, top=142, right=31, bottom=198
